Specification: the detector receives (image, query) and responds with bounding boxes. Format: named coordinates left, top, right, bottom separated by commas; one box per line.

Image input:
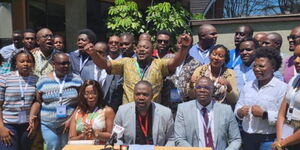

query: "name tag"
left=56, top=105, right=67, bottom=118
left=282, top=123, right=294, bottom=139
left=18, top=111, right=27, bottom=123
left=292, top=108, right=300, bottom=120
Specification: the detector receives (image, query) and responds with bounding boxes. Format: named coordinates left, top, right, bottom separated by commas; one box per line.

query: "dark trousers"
left=0, top=123, right=32, bottom=150
left=242, top=131, right=276, bottom=150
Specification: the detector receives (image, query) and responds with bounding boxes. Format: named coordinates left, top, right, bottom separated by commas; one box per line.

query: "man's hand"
left=84, top=43, right=95, bottom=55
left=177, top=33, right=192, bottom=49
left=251, top=105, right=264, bottom=118
left=237, top=106, right=250, bottom=118
left=0, top=126, right=14, bottom=146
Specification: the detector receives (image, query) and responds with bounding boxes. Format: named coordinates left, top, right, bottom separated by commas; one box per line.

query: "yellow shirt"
left=110, top=58, right=170, bottom=104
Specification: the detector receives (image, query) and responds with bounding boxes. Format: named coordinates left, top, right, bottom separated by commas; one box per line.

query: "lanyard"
left=138, top=113, right=149, bottom=140
left=232, top=52, right=240, bottom=68
left=198, top=108, right=213, bottom=134
left=16, top=71, right=31, bottom=106
left=53, top=72, right=67, bottom=104
left=80, top=55, right=90, bottom=72
left=198, top=50, right=209, bottom=62
left=135, top=61, right=150, bottom=80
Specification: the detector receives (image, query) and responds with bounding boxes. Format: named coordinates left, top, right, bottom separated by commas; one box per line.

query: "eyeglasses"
left=157, top=40, right=169, bottom=44
left=195, top=85, right=212, bottom=90
left=55, top=61, right=70, bottom=65
left=42, top=34, right=54, bottom=39
left=287, top=35, right=300, bottom=40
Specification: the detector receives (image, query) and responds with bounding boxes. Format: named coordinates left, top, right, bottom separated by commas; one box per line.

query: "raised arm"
left=84, top=43, right=112, bottom=73
left=168, top=34, right=192, bottom=73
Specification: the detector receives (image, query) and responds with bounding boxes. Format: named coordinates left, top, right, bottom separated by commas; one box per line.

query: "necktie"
left=201, top=107, right=214, bottom=149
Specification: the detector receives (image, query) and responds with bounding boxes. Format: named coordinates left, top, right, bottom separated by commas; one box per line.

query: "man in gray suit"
left=175, top=77, right=241, bottom=150
left=114, top=81, right=174, bottom=146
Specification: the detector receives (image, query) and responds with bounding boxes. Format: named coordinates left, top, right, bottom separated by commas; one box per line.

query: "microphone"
left=101, top=124, right=125, bottom=149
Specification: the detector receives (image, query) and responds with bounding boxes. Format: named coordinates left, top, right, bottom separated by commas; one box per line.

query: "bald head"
left=254, top=32, right=267, bottom=47
left=36, top=28, right=54, bottom=52
left=262, top=32, right=282, bottom=50
left=198, top=24, right=217, bottom=49
left=288, top=26, right=300, bottom=51
left=37, top=28, right=52, bottom=39
left=139, top=33, right=151, bottom=41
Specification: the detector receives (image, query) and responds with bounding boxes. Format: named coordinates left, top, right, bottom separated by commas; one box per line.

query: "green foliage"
left=145, top=2, right=191, bottom=42
left=107, top=0, right=145, bottom=36
left=191, top=13, right=205, bottom=20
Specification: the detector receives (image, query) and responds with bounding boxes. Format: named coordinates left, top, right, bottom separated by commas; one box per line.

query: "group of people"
left=0, top=23, right=300, bottom=150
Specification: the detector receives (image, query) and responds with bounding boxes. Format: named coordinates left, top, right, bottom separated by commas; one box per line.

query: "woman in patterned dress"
left=69, top=80, right=115, bottom=144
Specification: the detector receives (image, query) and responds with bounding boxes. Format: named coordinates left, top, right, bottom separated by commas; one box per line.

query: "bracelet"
left=275, top=143, right=283, bottom=150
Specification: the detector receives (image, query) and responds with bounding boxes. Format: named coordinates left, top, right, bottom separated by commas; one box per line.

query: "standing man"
left=0, top=30, right=24, bottom=62
left=84, top=34, right=192, bottom=104
left=153, top=30, right=172, bottom=59
left=23, top=29, right=36, bottom=52
left=120, top=32, right=135, bottom=58
left=94, top=41, right=123, bottom=112
left=69, top=29, right=97, bottom=81
left=108, top=35, right=122, bottom=60
left=283, top=26, right=300, bottom=83
left=227, top=25, right=253, bottom=69
left=114, top=81, right=174, bottom=145
left=32, top=28, right=58, bottom=77
left=174, top=77, right=241, bottom=149
left=189, top=24, right=217, bottom=65
left=254, top=32, right=267, bottom=47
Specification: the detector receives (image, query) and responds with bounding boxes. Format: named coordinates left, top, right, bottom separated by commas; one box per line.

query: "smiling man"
left=84, top=33, right=192, bottom=104
left=114, top=81, right=174, bottom=145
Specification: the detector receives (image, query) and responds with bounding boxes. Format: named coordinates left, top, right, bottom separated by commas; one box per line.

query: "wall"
left=191, top=14, right=300, bottom=56
left=0, top=3, right=13, bottom=47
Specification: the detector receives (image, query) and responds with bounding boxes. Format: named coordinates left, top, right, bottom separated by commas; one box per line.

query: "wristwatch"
left=262, top=111, right=268, bottom=120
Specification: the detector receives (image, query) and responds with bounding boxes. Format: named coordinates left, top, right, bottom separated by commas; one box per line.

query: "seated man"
left=114, top=81, right=174, bottom=146
left=175, top=76, right=241, bottom=150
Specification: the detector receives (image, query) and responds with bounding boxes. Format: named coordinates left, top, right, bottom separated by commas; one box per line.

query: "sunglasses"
left=195, top=85, right=212, bottom=90
left=157, top=40, right=169, bottom=44
left=287, top=35, right=300, bottom=40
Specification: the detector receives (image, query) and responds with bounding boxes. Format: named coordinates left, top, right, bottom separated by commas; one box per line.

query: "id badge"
left=282, top=123, right=294, bottom=139
left=292, top=108, right=300, bottom=120
left=18, top=111, right=27, bottom=124
left=170, top=88, right=181, bottom=103
left=56, top=105, right=67, bottom=118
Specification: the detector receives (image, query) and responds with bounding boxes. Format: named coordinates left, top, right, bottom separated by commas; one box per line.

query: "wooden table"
left=63, top=145, right=212, bottom=150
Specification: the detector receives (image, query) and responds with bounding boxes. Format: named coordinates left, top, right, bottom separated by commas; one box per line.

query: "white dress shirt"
left=234, top=77, right=287, bottom=134
left=196, top=101, right=214, bottom=147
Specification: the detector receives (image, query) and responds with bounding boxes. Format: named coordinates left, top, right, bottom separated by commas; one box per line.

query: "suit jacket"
left=114, top=102, right=175, bottom=146
left=69, top=50, right=95, bottom=81
left=175, top=100, right=241, bottom=150
left=102, top=74, right=123, bottom=113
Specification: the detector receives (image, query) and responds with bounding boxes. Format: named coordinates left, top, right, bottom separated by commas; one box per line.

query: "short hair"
left=157, top=30, right=171, bottom=38
left=51, top=52, right=68, bottom=63
left=77, top=80, right=106, bottom=113
left=238, top=25, right=253, bottom=37
left=10, top=50, right=35, bottom=71
left=54, top=35, right=64, bottom=40
left=134, top=80, right=153, bottom=92
left=196, top=76, right=214, bottom=87
left=78, top=29, right=97, bottom=44
left=255, top=46, right=282, bottom=71
left=24, top=29, right=35, bottom=34
left=240, top=37, right=259, bottom=49
left=209, top=44, right=230, bottom=64
left=13, top=30, right=23, bottom=35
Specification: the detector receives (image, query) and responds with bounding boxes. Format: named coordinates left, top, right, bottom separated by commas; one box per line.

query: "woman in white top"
left=272, top=45, right=300, bottom=150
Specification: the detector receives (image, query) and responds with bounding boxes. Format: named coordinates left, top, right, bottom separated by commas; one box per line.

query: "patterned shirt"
left=32, top=48, right=58, bottom=77
left=36, top=73, right=83, bottom=128
left=0, top=44, right=23, bottom=62
left=110, top=58, right=170, bottom=104
left=0, top=62, right=11, bottom=75
left=0, top=72, right=39, bottom=124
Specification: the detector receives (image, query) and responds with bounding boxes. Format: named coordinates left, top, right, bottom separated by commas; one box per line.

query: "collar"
left=108, top=54, right=122, bottom=60
left=196, top=43, right=213, bottom=53
left=240, top=62, right=254, bottom=71
left=252, top=76, right=277, bottom=90
left=196, top=100, right=213, bottom=112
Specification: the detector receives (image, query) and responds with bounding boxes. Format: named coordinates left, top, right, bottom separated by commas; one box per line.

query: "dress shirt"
left=234, top=63, right=284, bottom=92
left=234, top=77, right=287, bottom=134
left=0, top=44, right=23, bottom=62
left=227, top=48, right=242, bottom=69
left=196, top=101, right=214, bottom=147
left=189, top=44, right=212, bottom=65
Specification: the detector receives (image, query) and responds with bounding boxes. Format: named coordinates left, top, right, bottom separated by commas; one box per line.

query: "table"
left=63, top=145, right=212, bottom=150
